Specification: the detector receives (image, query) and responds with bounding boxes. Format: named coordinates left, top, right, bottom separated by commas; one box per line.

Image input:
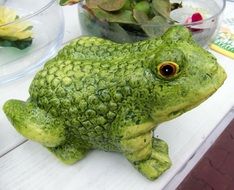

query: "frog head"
left=150, top=26, right=226, bottom=123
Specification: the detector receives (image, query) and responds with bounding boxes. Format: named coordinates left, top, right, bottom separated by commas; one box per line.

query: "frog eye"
left=157, top=61, right=179, bottom=79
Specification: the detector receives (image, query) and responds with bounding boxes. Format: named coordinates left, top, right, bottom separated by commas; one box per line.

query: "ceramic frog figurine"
left=3, top=26, right=226, bottom=180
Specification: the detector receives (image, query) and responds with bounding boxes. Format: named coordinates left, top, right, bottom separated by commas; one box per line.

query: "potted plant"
left=60, top=0, right=183, bottom=43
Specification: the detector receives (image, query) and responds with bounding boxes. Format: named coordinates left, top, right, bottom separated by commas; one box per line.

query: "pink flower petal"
left=185, top=12, right=204, bottom=32
left=191, top=12, right=203, bottom=22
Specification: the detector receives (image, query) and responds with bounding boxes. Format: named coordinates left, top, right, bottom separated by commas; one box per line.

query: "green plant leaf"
left=133, top=9, right=149, bottom=24
left=86, top=0, right=99, bottom=8
left=152, top=0, right=171, bottom=19
left=91, top=8, right=136, bottom=24
left=122, top=0, right=131, bottom=10
left=96, top=0, right=127, bottom=11
left=59, top=0, right=81, bottom=6
left=134, top=1, right=150, bottom=15
left=145, top=16, right=171, bottom=37
left=0, top=37, right=32, bottom=50
left=134, top=11, right=171, bottom=38
left=103, top=23, right=132, bottom=42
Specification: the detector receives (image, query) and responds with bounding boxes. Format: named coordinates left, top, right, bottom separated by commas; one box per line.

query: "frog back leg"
left=3, top=99, right=66, bottom=147
left=111, top=105, right=171, bottom=180
left=3, top=99, right=90, bottom=164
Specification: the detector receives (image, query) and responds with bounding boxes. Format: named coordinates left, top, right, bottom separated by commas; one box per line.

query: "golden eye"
left=157, top=61, right=179, bottom=79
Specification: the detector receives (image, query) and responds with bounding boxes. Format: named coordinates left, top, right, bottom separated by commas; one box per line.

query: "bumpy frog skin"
left=3, top=26, right=226, bottom=180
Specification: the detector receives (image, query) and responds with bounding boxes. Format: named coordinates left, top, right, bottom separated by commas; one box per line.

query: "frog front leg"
left=119, top=122, right=171, bottom=180
left=133, top=138, right=171, bottom=180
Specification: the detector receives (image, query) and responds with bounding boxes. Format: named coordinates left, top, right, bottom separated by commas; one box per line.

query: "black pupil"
left=160, top=65, right=175, bottom=76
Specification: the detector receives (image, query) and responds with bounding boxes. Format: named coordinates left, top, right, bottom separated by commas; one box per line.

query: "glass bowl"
left=170, top=0, right=226, bottom=47
left=78, top=0, right=225, bottom=47
left=0, top=0, right=64, bottom=85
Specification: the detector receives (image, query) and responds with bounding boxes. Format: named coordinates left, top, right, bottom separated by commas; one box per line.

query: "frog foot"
left=127, top=137, right=171, bottom=180
left=47, top=142, right=89, bottom=165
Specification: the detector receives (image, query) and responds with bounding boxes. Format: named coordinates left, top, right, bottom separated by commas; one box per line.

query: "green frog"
left=3, top=26, right=226, bottom=180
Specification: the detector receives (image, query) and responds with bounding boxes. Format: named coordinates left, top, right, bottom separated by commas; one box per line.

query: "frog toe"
left=133, top=138, right=171, bottom=180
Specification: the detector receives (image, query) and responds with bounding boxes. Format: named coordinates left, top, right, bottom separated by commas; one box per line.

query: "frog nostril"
left=206, top=73, right=212, bottom=79
left=202, top=73, right=212, bottom=81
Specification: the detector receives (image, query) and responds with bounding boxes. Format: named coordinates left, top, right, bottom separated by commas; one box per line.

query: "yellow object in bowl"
left=0, top=6, right=32, bottom=41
